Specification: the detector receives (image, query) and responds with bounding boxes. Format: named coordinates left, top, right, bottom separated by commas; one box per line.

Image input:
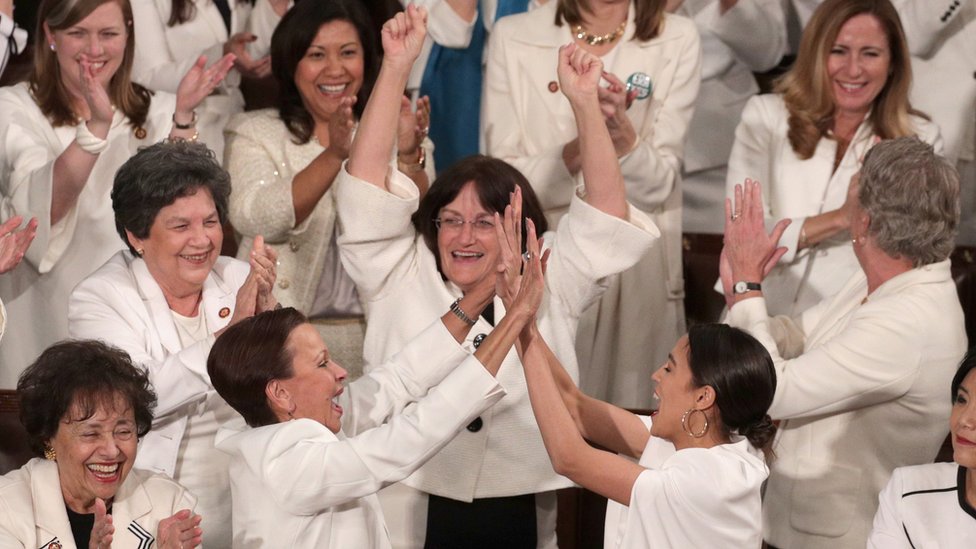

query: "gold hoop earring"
left=44, top=446, right=57, bottom=461
left=681, top=409, right=709, bottom=438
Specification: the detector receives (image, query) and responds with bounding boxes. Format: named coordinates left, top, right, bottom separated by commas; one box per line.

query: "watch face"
left=734, top=281, right=747, bottom=294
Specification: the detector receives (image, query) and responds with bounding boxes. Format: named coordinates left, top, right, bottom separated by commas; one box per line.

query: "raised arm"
left=558, top=44, right=628, bottom=219
left=347, top=5, right=428, bottom=190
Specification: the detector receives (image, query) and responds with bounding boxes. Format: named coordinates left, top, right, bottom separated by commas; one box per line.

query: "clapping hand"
left=381, top=4, right=427, bottom=71
left=327, top=96, right=357, bottom=160
left=720, top=178, right=790, bottom=304
left=175, top=54, right=236, bottom=118
left=88, top=498, right=113, bottom=549
left=156, top=508, right=202, bottom=549
left=494, top=186, right=549, bottom=314
left=508, top=218, right=547, bottom=322
left=0, top=216, right=37, bottom=274
left=597, top=72, right=638, bottom=157
left=397, top=95, right=430, bottom=156
left=224, top=32, right=272, bottom=79
left=78, top=55, right=115, bottom=125
left=249, top=235, right=279, bottom=313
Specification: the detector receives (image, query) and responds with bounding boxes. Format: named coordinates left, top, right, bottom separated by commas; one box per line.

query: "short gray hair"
left=859, top=137, right=959, bottom=266
left=111, top=140, right=231, bottom=255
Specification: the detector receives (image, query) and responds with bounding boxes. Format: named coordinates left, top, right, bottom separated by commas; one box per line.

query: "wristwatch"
left=733, top=281, right=762, bottom=295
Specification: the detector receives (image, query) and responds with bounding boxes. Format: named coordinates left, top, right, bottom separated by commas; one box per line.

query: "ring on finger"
left=731, top=212, right=741, bottom=221
left=522, top=251, right=532, bottom=262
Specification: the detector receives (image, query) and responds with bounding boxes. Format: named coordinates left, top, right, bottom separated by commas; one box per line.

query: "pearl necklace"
left=573, top=20, right=626, bottom=46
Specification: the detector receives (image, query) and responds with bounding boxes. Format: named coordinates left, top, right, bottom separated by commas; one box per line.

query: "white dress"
left=603, top=416, right=767, bottom=549
left=483, top=1, right=701, bottom=408
left=335, top=166, right=659, bottom=546
left=725, top=94, right=942, bottom=316
left=868, top=463, right=976, bottom=549
left=0, top=82, right=176, bottom=386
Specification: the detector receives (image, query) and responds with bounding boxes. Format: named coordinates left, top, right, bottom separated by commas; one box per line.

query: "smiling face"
left=278, top=323, right=347, bottom=433
left=44, top=1, right=128, bottom=101
left=649, top=336, right=706, bottom=443
left=49, top=394, right=137, bottom=514
left=826, top=13, right=891, bottom=120
left=951, top=370, right=976, bottom=468
left=294, top=20, right=364, bottom=125
left=436, top=182, right=500, bottom=293
left=128, top=188, right=222, bottom=301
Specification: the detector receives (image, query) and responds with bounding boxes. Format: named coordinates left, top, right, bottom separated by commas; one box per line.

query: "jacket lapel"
left=112, top=474, right=156, bottom=549
left=31, top=460, right=76, bottom=549
left=131, top=258, right=183, bottom=355
left=202, top=261, right=239, bottom=335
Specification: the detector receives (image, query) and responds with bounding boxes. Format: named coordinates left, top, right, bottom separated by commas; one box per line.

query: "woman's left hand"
left=397, top=95, right=430, bottom=156
left=720, top=178, right=791, bottom=303
left=156, top=508, right=202, bottom=549
left=174, top=54, right=236, bottom=118
left=598, top=72, right=638, bottom=157
left=380, top=4, right=427, bottom=70
left=88, top=498, right=113, bottom=549
left=0, top=216, right=37, bottom=274
left=494, top=186, right=525, bottom=311
left=248, top=235, right=279, bottom=313
left=508, top=218, right=548, bottom=322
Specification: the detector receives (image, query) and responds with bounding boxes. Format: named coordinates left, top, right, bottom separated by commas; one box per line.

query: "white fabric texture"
left=726, top=260, right=967, bottom=549
left=214, top=319, right=505, bottom=549
left=0, top=83, right=176, bottom=386
left=603, top=416, right=767, bottom=549
left=0, top=458, right=196, bottom=549
left=483, top=1, right=700, bottom=408
left=725, top=94, right=942, bottom=316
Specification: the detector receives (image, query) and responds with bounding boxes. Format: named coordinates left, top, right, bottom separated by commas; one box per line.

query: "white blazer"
left=68, top=251, right=249, bottom=476
left=129, top=0, right=287, bottom=160
left=215, top=320, right=505, bottom=549
left=726, top=94, right=942, bottom=316
left=0, top=83, right=176, bottom=387
left=727, top=260, right=967, bottom=549
left=0, top=458, right=196, bottom=549
left=483, top=0, right=700, bottom=407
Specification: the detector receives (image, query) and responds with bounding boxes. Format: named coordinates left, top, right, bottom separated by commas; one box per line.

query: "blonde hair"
left=32, top=0, right=150, bottom=131
left=775, top=0, right=922, bottom=159
left=555, top=0, right=666, bottom=42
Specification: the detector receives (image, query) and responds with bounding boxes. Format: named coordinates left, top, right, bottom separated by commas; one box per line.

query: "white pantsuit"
left=483, top=0, right=701, bottom=408
left=727, top=260, right=967, bottom=548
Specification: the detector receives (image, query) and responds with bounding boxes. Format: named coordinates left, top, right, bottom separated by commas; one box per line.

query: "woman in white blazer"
left=68, top=141, right=277, bottom=548
left=0, top=0, right=232, bottom=387
left=722, top=138, right=967, bottom=549
left=130, top=0, right=289, bottom=159
left=484, top=0, right=700, bottom=409
left=868, top=353, right=976, bottom=548
left=726, top=0, right=942, bottom=317
left=225, top=0, right=432, bottom=372
left=338, top=11, right=660, bottom=547
left=673, top=0, right=787, bottom=234
left=208, top=225, right=544, bottom=548
left=0, top=340, right=199, bottom=549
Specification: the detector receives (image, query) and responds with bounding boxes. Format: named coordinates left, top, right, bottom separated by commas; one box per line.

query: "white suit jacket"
left=129, top=0, right=287, bottom=160
left=0, top=458, right=196, bottom=549
left=68, top=251, right=249, bottom=476
left=726, top=94, right=942, bottom=316
left=0, top=83, right=176, bottom=387
left=727, top=260, right=967, bottom=549
left=215, top=320, right=505, bottom=549
left=336, top=167, right=659, bottom=499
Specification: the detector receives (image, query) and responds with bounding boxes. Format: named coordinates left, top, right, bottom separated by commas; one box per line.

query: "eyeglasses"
left=433, top=216, right=496, bottom=233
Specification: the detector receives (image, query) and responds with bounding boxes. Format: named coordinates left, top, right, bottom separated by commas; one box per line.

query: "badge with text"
left=625, top=72, right=653, bottom=100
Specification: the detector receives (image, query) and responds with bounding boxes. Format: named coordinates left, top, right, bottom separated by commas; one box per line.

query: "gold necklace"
left=573, top=20, right=626, bottom=46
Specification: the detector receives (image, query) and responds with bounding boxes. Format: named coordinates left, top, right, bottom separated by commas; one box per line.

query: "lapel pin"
left=625, top=72, right=653, bottom=100
left=219, top=307, right=231, bottom=318
left=548, top=81, right=559, bottom=93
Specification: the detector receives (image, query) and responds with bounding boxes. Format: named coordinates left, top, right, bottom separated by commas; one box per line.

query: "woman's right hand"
left=508, top=219, right=548, bottom=323
left=88, top=498, right=113, bottom=549
left=224, top=32, right=272, bottom=79
left=327, top=96, right=357, bottom=160
left=380, top=4, right=427, bottom=71
left=156, top=509, right=202, bottom=549
left=78, top=57, right=114, bottom=126
left=0, top=216, right=37, bottom=274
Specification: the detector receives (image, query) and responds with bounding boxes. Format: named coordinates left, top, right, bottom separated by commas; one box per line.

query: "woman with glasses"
left=333, top=7, right=659, bottom=547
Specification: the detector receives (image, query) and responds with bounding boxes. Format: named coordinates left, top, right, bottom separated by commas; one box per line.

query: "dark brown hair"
left=686, top=323, right=777, bottom=459
left=18, top=340, right=157, bottom=457
left=33, top=0, right=151, bottom=131
left=555, top=0, right=665, bottom=42
left=411, top=155, right=548, bottom=279
left=208, top=307, right=308, bottom=428
left=271, top=0, right=378, bottom=144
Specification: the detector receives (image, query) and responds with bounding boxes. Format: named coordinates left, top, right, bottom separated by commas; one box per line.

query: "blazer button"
left=278, top=278, right=291, bottom=289
left=289, top=241, right=300, bottom=252
left=466, top=417, right=483, bottom=432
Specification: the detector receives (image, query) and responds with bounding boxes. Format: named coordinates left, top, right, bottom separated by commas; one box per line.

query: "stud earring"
left=136, top=248, right=145, bottom=257
left=49, top=43, right=56, bottom=52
